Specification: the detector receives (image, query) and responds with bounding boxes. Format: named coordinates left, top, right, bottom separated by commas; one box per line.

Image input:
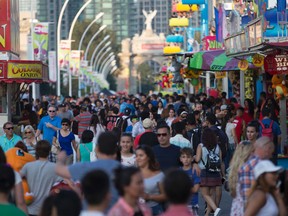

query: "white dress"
left=230, top=183, right=244, bottom=216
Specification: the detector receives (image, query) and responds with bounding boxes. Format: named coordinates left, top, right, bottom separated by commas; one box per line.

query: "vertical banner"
left=48, top=51, right=57, bottom=82
left=59, top=40, right=71, bottom=71
left=69, top=50, right=83, bottom=76
left=80, top=60, right=88, bottom=89
left=32, top=23, right=49, bottom=62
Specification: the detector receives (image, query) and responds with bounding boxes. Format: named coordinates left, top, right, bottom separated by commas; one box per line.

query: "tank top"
left=198, top=143, right=220, bottom=170
left=79, top=142, right=93, bottom=162
left=256, top=193, right=279, bottom=216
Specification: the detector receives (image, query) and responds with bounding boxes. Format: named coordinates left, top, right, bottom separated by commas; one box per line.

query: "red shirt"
left=243, top=108, right=253, bottom=125
left=233, top=116, right=244, bottom=142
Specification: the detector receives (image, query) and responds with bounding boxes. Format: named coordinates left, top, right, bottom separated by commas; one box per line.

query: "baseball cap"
left=220, top=105, right=227, bottom=111
left=254, top=160, right=283, bottom=180
left=124, top=107, right=131, bottom=116
left=142, top=118, right=153, bottom=129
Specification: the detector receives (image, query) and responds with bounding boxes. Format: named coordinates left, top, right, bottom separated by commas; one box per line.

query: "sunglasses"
left=157, top=133, right=168, bottom=137
left=25, top=131, right=32, bottom=134
left=62, top=123, right=69, bottom=126
left=48, top=110, right=56, bottom=113
left=5, top=127, right=14, bottom=130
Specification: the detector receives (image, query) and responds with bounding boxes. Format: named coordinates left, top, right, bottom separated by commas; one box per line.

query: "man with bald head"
left=238, top=136, right=275, bottom=208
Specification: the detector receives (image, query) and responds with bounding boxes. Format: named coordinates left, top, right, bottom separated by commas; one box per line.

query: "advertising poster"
left=69, top=50, right=83, bottom=76
left=48, top=51, right=57, bottom=82
left=33, top=23, right=49, bottom=62
left=59, top=40, right=70, bottom=71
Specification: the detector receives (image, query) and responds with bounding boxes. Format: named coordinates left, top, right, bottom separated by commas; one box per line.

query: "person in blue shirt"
left=179, top=147, right=200, bottom=216
left=259, top=107, right=281, bottom=164
left=36, top=105, right=62, bottom=162
left=0, top=122, right=22, bottom=152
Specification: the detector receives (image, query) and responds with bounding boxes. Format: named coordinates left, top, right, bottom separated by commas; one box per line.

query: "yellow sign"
left=215, top=72, right=226, bottom=79
left=238, top=59, right=249, bottom=71
left=252, top=54, right=264, bottom=67
left=8, top=63, right=42, bottom=79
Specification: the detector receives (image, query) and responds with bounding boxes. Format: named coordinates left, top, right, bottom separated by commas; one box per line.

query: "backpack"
left=259, top=120, right=273, bottom=140
left=189, top=127, right=202, bottom=153
left=106, top=116, right=118, bottom=131
left=203, top=146, right=221, bottom=173
left=211, top=126, right=228, bottom=159
left=115, top=116, right=129, bottom=132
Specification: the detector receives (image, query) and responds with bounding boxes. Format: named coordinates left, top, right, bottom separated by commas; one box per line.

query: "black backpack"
left=203, top=146, right=221, bottom=173
left=115, top=116, right=129, bottom=132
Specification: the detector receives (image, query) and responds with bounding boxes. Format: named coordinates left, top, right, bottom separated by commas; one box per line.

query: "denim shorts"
left=151, top=204, right=164, bottom=216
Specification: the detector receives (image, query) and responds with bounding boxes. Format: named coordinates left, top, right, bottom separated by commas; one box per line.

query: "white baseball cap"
left=254, top=160, right=283, bottom=180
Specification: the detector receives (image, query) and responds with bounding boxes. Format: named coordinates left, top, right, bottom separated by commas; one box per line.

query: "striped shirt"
left=239, top=154, right=260, bottom=207
left=75, top=112, right=92, bottom=138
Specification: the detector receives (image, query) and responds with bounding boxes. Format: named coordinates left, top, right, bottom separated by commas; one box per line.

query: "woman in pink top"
left=108, top=167, right=152, bottom=216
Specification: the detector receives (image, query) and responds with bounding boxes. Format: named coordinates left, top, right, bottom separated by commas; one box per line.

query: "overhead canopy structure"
left=189, top=50, right=254, bottom=71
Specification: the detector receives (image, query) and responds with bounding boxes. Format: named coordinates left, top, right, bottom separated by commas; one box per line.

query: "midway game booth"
left=0, top=60, right=48, bottom=130
left=224, top=2, right=288, bottom=167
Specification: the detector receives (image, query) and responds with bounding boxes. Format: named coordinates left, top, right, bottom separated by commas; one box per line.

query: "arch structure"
left=118, top=28, right=166, bottom=94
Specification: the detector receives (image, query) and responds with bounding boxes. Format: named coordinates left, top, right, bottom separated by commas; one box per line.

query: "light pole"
left=90, top=40, right=111, bottom=68
left=78, top=12, right=104, bottom=51
left=57, top=0, right=70, bottom=96
left=99, top=56, right=115, bottom=74
left=84, top=27, right=108, bottom=60
left=98, top=54, right=115, bottom=73
left=102, top=60, right=116, bottom=79
left=93, top=47, right=112, bottom=71
left=97, top=52, right=114, bottom=72
left=67, top=0, right=92, bottom=96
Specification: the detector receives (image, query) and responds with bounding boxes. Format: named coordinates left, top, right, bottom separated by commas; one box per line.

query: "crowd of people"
left=0, top=91, right=287, bottom=216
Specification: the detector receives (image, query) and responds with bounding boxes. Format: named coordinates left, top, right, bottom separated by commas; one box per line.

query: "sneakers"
left=214, top=208, right=221, bottom=216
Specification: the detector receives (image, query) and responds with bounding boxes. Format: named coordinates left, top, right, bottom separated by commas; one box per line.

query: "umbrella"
left=100, top=88, right=113, bottom=96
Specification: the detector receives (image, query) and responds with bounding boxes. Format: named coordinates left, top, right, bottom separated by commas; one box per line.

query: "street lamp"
left=98, top=53, right=114, bottom=73
left=110, top=66, right=118, bottom=74
left=93, top=47, right=112, bottom=72
left=57, top=0, right=70, bottom=96
left=84, top=27, right=108, bottom=60
left=99, top=56, right=115, bottom=74
left=90, top=40, right=111, bottom=68
left=78, top=12, right=104, bottom=51
left=103, top=60, right=116, bottom=78
left=67, top=0, right=92, bottom=96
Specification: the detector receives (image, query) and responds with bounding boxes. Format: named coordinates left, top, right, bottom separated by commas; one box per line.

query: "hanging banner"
left=48, top=51, right=56, bottom=82
left=32, top=23, right=49, bottom=62
left=69, top=50, right=83, bottom=76
left=59, top=40, right=70, bottom=71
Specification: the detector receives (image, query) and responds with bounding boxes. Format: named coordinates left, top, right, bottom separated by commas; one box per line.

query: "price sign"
left=238, top=59, right=249, bottom=71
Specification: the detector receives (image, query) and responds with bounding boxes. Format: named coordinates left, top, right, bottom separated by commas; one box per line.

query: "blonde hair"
left=23, top=125, right=36, bottom=136
left=228, top=141, right=254, bottom=197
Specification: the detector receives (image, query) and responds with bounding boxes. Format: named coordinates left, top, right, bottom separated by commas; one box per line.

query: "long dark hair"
left=201, top=128, right=217, bottom=150
left=136, top=145, right=160, bottom=171
left=114, top=167, right=141, bottom=196
left=244, top=98, right=254, bottom=117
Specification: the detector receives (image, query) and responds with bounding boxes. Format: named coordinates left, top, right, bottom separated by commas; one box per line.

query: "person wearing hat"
left=245, top=160, right=286, bottom=216
left=57, top=103, right=74, bottom=121
left=133, top=118, right=159, bottom=149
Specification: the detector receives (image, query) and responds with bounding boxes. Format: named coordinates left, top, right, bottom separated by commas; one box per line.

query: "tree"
left=137, top=62, right=155, bottom=94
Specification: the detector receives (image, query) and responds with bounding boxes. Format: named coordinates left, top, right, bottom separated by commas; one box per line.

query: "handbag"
left=51, top=131, right=61, bottom=154
left=83, top=142, right=97, bottom=162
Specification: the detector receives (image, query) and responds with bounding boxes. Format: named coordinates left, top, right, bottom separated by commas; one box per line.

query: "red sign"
left=264, top=51, right=288, bottom=75
left=0, top=0, right=19, bottom=54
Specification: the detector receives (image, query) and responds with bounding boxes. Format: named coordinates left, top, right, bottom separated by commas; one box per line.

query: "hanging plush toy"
left=162, top=74, right=170, bottom=88
left=168, top=57, right=183, bottom=83
left=271, top=74, right=288, bottom=100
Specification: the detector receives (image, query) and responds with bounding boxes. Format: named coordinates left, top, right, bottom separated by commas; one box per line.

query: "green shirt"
left=79, top=142, right=93, bottom=162
left=0, top=203, right=26, bottom=216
